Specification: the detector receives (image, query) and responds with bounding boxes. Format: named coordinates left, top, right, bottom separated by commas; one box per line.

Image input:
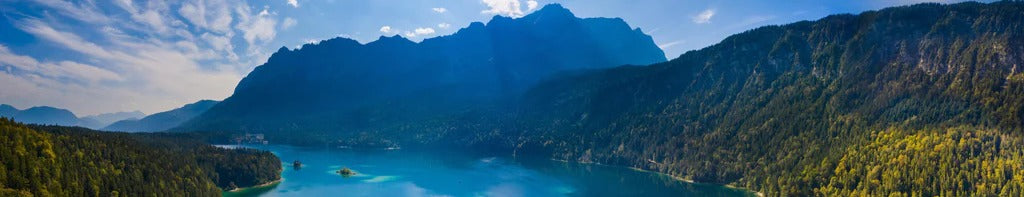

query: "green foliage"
left=480, top=2, right=1024, bottom=196
left=337, top=167, right=356, bottom=177
left=816, top=127, right=1024, bottom=196
left=0, top=118, right=281, bottom=196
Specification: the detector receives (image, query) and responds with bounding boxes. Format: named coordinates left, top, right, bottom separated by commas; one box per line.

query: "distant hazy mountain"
left=79, top=111, right=146, bottom=129
left=0, top=104, right=146, bottom=129
left=0, top=104, right=18, bottom=117
left=178, top=4, right=666, bottom=134
left=0, top=104, right=81, bottom=127
left=104, top=100, right=219, bottom=132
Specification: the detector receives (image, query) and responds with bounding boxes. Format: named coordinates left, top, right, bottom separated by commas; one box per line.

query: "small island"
left=293, top=160, right=302, bottom=169
left=337, top=167, right=356, bottom=177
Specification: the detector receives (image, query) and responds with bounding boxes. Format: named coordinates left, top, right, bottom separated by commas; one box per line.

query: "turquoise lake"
left=222, top=145, right=754, bottom=197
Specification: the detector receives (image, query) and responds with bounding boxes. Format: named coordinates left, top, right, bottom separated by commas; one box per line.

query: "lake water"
left=222, top=145, right=754, bottom=197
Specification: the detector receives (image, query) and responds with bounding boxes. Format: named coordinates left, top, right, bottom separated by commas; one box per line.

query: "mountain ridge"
left=0, top=104, right=84, bottom=128
left=79, top=111, right=146, bottom=129
left=178, top=4, right=667, bottom=135
left=104, top=100, right=219, bottom=132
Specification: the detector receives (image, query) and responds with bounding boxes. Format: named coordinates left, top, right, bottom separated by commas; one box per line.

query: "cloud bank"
left=0, top=0, right=292, bottom=115
left=481, top=0, right=540, bottom=18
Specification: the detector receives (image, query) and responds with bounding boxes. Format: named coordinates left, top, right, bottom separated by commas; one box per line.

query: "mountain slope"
left=104, top=100, right=219, bottom=132
left=0, top=118, right=280, bottom=196
left=177, top=4, right=666, bottom=135
left=0, top=104, right=82, bottom=127
left=501, top=2, right=1024, bottom=196
left=79, top=111, right=146, bottom=129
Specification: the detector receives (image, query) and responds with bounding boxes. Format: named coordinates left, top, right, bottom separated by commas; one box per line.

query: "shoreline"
left=627, top=166, right=764, bottom=197
left=551, top=158, right=764, bottom=197
left=225, top=177, right=283, bottom=193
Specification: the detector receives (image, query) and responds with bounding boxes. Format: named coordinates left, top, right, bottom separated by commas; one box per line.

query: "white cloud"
left=2, top=0, right=284, bottom=115
left=403, top=27, right=435, bottom=37
left=657, top=40, right=685, bottom=50
left=287, top=0, right=298, bottom=8
left=432, top=7, right=447, bottom=13
left=134, top=10, right=171, bottom=33
left=10, top=19, right=243, bottom=115
left=28, top=0, right=111, bottom=24
left=693, top=9, right=715, bottom=24
left=437, top=23, right=451, bottom=29
left=0, top=45, right=122, bottom=83
left=415, top=27, right=435, bottom=35
left=481, top=0, right=525, bottom=17
left=108, top=0, right=185, bottom=36
left=200, top=33, right=238, bottom=60
left=379, top=26, right=392, bottom=33
left=17, top=19, right=111, bottom=59
left=178, top=0, right=235, bottom=34
left=281, top=17, right=297, bottom=30
left=526, top=0, right=539, bottom=11
left=113, top=0, right=139, bottom=16
left=236, top=7, right=278, bottom=51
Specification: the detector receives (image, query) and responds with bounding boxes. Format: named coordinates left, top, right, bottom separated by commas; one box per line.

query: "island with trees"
left=337, top=167, right=356, bottom=177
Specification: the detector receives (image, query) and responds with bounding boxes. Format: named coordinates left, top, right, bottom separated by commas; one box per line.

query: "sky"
left=0, top=0, right=986, bottom=116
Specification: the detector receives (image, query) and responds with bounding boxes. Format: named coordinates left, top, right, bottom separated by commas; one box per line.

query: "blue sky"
left=0, top=0, right=984, bottom=115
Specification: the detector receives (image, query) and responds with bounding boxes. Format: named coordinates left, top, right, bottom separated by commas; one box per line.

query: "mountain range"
left=103, top=100, right=219, bottom=132
left=0, top=104, right=79, bottom=126
left=79, top=111, right=146, bottom=129
left=0, top=100, right=213, bottom=132
left=177, top=4, right=666, bottom=135
left=0, top=104, right=144, bottom=129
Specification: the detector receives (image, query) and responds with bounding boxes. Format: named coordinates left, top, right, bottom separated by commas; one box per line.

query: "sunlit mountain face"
left=2, top=1, right=1022, bottom=197
left=178, top=4, right=667, bottom=138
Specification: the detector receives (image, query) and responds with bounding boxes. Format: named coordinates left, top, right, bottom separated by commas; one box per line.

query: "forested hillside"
left=0, top=118, right=280, bottom=196
left=495, top=2, right=1024, bottom=196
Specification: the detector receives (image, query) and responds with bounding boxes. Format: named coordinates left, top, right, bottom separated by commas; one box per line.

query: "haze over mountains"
left=80, top=111, right=146, bottom=128
left=0, top=104, right=143, bottom=129
left=0, top=100, right=212, bottom=132
left=0, top=104, right=81, bottom=127
left=178, top=4, right=666, bottom=134
left=104, top=100, right=219, bottom=132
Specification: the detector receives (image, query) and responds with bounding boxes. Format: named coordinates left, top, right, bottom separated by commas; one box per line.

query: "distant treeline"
left=0, top=118, right=280, bottom=196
